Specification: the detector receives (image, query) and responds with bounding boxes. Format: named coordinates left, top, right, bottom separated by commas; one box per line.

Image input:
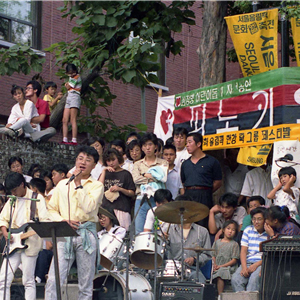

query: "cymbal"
left=184, top=247, right=216, bottom=252
left=154, top=200, right=209, bottom=224
left=98, top=206, right=117, bottom=221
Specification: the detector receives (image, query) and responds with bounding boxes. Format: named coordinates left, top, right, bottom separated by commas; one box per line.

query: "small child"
left=99, top=148, right=136, bottom=230
left=212, top=220, right=240, bottom=297
left=267, top=166, right=299, bottom=222
left=43, top=81, right=63, bottom=112
left=62, top=63, right=82, bottom=145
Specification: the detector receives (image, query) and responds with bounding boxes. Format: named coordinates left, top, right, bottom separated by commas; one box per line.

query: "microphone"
left=66, top=171, right=82, bottom=185
left=277, top=154, right=293, bottom=162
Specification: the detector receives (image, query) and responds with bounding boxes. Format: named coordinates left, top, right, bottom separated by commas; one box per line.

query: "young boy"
left=208, top=193, right=247, bottom=239
left=132, top=132, right=168, bottom=234
left=267, top=166, right=299, bottom=222
left=29, top=177, right=46, bottom=198
left=62, top=63, right=82, bottom=145
left=0, top=172, right=48, bottom=299
left=241, top=195, right=265, bottom=231
left=172, top=127, right=190, bottom=170
left=144, top=189, right=172, bottom=233
left=43, top=81, right=63, bottom=112
left=231, top=207, right=268, bottom=292
left=51, top=163, right=69, bottom=186
left=162, top=144, right=184, bottom=200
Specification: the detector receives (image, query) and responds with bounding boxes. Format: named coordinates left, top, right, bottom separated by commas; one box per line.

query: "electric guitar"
left=3, top=223, right=36, bottom=257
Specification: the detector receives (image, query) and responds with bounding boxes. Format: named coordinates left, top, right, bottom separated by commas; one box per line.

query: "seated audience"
left=231, top=207, right=267, bottom=292
left=51, top=164, right=68, bottom=186
left=8, top=156, right=32, bottom=183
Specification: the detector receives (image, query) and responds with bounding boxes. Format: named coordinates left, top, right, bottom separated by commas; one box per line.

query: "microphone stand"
left=3, top=195, right=40, bottom=300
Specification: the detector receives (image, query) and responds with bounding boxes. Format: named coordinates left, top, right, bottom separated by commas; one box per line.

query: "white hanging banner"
left=271, top=140, right=300, bottom=188
left=154, top=95, right=175, bottom=143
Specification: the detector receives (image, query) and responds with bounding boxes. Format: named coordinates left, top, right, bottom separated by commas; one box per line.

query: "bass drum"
left=93, top=270, right=153, bottom=300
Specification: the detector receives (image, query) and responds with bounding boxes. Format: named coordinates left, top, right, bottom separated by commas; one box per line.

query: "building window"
left=0, top=1, right=41, bottom=49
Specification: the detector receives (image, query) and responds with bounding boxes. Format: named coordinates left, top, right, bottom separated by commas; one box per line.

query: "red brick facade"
left=0, top=1, right=296, bottom=140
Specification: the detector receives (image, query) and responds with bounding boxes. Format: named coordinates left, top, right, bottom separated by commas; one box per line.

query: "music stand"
left=29, top=222, right=78, bottom=300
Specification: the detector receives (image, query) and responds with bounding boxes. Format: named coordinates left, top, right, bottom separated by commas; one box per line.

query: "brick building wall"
left=0, top=2, right=296, bottom=138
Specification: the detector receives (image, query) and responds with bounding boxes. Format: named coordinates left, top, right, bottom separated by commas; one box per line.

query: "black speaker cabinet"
left=261, top=252, right=300, bottom=300
left=159, top=281, right=216, bottom=300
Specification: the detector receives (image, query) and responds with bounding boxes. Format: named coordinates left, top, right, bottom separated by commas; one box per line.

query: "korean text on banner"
left=291, top=17, right=300, bottom=67
left=225, top=9, right=278, bottom=77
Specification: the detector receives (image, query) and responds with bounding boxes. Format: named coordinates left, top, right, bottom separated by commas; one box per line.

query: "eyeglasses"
left=252, top=217, right=264, bottom=223
left=98, top=215, right=107, bottom=221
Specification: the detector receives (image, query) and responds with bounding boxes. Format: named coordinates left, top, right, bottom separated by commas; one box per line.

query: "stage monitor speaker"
left=261, top=252, right=300, bottom=300
left=159, top=281, right=216, bottom=300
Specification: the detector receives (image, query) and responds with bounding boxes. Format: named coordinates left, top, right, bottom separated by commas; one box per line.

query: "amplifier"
left=159, top=281, right=216, bottom=300
left=260, top=235, right=300, bottom=252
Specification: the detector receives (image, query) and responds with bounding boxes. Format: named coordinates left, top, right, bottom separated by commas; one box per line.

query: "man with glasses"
left=231, top=207, right=268, bottom=292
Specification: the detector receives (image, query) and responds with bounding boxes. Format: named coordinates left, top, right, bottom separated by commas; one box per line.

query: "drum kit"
left=94, top=199, right=214, bottom=300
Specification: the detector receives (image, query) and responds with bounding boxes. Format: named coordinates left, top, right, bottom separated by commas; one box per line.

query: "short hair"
left=140, top=132, right=158, bottom=146
left=157, top=138, right=164, bottom=153
left=219, top=193, right=238, bottom=208
left=174, top=194, right=193, bottom=202
left=264, top=205, right=289, bottom=223
left=187, top=132, right=203, bottom=150
left=246, top=195, right=265, bottom=208
left=103, top=148, right=124, bottom=166
left=40, top=170, right=53, bottom=181
left=250, top=206, right=267, bottom=218
left=51, top=163, right=69, bottom=175
left=110, top=139, right=126, bottom=154
left=154, top=189, right=173, bottom=204
left=44, top=81, right=57, bottom=90
left=26, top=80, right=42, bottom=97
left=222, top=220, right=239, bottom=237
left=173, top=127, right=188, bottom=137
left=86, top=137, right=105, bottom=149
left=8, top=156, right=23, bottom=169
left=66, top=63, right=78, bottom=74
left=126, top=131, right=141, bottom=142
left=163, top=144, right=176, bottom=153
left=30, top=178, right=46, bottom=194
left=125, top=139, right=144, bottom=161
left=5, top=172, right=26, bottom=192
left=165, top=137, right=174, bottom=146
left=278, top=167, right=297, bottom=179
left=11, top=85, right=24, bottom=96
left=76, top=145, right=99, bottom=163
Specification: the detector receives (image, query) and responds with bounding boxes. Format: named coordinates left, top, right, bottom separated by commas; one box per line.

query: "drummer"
left=98, top=206, right=126, bottom=240
left=143, top=189, right=173, bottom=234
left=167, top=196, right=212, bottom=283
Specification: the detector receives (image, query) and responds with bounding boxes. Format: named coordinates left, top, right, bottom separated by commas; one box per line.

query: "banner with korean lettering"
left=202, top=124, right=300, bottom=151
left=225, top=9, right=278, bottom=77
left=291, top=17, right=300, bottom=66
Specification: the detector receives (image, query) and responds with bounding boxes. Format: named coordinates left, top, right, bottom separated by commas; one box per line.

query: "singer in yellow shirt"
left=45, top=145, right=104, bottom=300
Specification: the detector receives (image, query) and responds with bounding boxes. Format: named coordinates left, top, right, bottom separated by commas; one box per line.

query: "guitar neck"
left=20, top=230, right=36, bottom=240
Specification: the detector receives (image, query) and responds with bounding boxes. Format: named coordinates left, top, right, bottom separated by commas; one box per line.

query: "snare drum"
left=99, top=232, right=123, bottom=270
left=130, top=232, right=165, bottom=270
left=93, top=270, right=153, bottom=300
left=161, top=260, right=191, bottom=279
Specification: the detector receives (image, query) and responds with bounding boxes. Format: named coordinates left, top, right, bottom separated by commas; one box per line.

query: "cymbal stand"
left=180, top=207, right=185, bottom=282
left=195, top=251, right=202, bottom=283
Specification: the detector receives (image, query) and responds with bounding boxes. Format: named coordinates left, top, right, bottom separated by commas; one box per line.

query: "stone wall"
left=0, top=134, right=77, bottom=182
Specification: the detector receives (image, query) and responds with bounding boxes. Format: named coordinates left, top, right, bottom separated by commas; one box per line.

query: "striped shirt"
left=68, top=74, right=82, bottom=94
left=241, top=225, right=268, bottom=263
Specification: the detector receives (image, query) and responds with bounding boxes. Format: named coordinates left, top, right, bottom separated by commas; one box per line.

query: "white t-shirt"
left=274, top=186, right=300, bottom=221
left=224, top=164, right=248, bottom=195
left=98, top=225, right=126, bottom=240
left=174, top=148, right=191, bottom=171
left=144, top=206, right=170, bottom=233
left=241, top=166, right=273, bottom=207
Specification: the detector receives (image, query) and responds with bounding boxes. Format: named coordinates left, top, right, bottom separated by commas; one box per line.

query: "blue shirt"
left=181, top=155, right=222, bottom=188
left=241, top=225, right=268, bottom=263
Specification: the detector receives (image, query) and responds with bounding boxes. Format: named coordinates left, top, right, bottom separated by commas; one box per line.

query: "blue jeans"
left=231, top=264, right=261, bottom=292
left=134, top=195, right=156, bottom=234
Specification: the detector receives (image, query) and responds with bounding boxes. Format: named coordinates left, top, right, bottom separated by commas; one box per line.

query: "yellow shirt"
left=47, top=177, right=104, bottom=223
left=0, top=187, right=49, bottom=256
left=43, top=94, right=60, bottom=112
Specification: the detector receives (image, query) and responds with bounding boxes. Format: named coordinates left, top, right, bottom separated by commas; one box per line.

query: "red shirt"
left=35, top=98, right=50, bottom=128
